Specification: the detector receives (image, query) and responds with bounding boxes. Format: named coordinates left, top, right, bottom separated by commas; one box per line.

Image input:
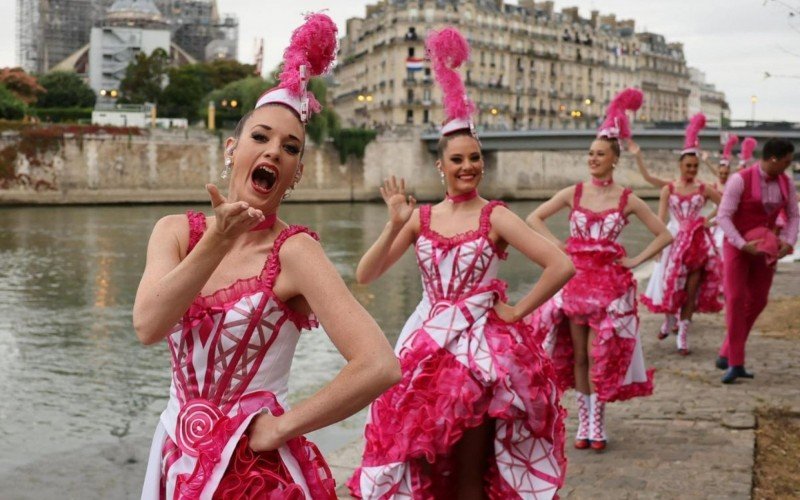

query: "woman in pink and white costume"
left=640, top=114, right=723, bottom=355
left=135, top=14, right=400, bottom=500
left=526, top=88, right=672, bottom=452
left=707, top=134, right=739, bottom=249
left=347, top=28, right=574, bottom=499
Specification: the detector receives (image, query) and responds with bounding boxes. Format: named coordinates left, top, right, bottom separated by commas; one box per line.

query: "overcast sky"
left=1, top=0, right=798, bottom=121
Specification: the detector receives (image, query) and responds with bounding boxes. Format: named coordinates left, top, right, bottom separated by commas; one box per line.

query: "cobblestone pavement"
left=331, top=264, right=800, bottom=499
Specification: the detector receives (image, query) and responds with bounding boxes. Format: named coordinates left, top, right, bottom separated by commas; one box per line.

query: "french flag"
left=406, top=57, right=425, bottom=72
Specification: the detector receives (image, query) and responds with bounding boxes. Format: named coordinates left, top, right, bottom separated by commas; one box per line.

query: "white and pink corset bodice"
left=568, top=182, right=631, bottom=244
left=667, top=183, right=707, bottom=227
left=157, top=212, right=319, bottom=496
left=415, top=201, right=508, bottom=305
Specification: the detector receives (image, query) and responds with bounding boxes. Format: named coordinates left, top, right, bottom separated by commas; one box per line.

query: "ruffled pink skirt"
left=530, top=240, right=654, bottom=403
left=348, top=286, right=566, bottom=499
left=211, top=434, right=336, bottom=499
left=641, top=218, right=723, bottom=314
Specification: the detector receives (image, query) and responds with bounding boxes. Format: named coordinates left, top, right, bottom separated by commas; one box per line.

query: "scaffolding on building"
left=16, top=0, right=238, bottom=73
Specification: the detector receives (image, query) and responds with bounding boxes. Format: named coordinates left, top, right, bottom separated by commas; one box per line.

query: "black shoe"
left=715, top=356, right=729, bottom=370
left=722, top=366, right=755, bottom=384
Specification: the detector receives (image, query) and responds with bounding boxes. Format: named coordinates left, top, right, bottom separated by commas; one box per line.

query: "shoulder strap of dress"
left=186, top=210, right=207, bottom=254
left=419, top=204, right=432, bottom=231
left=480, top=200, right=507, bottom=233
left=572, top=182, right=584, bottom=208
left=668, top=182, right=675, bottom=194
left=699, top=183, right=706, bottom=195
left=618, top=188, right=632, bottom=212
left=264, top=225, right=321, bottom=287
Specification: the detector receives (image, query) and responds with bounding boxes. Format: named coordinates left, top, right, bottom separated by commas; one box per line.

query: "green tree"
left=305, top=78, right=340, bottom=145
left=119, top=48, right=170, bottom=104
left=0, top=84, right=27, bottom=119
left=203, top=76, right=275, bottom=125
left=331, top=128, right=377, bottom=164
left=35, top=71, right=96, bottom=108
left=161, top=69, right=208, bottom=122
left=160, top=61, right=257, bottom=121
left=203, top=60, right=257, bottom=89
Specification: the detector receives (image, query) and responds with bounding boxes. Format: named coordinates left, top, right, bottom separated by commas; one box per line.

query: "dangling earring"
left=221, top=157, right=232, bottom=179
left=221, top=148, right=234, bottom=179
left=439, top=170, right=445, bottom=185
left=282, top=167, right=303, bottom=200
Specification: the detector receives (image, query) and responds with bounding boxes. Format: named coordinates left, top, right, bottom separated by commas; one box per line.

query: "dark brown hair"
left=436, top=130, right=480, bottom=159
left=762, top=137, right=795, bottom=160
left=595, top=136, right=621, bottom=157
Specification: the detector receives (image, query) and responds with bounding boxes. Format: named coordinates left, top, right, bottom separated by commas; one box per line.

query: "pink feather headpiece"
left=681, top=113, right=706, bottom=156
left=597, top=88, right=643, bottom=140
left=719, top=133, right=739, bottom=165
left=255, top=13, right=338, bottom=123
left=739, top=137, right=758, bottom=165
left=426, top=27, right=476, bottom=137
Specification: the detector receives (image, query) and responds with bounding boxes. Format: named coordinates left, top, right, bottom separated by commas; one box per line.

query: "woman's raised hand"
left=380, top=176, right=416, bottom=227
left=206, top=184, right=265, bottom=241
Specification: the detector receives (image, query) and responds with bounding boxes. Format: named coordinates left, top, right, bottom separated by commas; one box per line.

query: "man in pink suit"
left=716, top=138, right=798, bottom=384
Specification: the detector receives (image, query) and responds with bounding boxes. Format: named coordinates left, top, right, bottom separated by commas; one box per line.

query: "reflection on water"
left=0, top=201, right=654, bottom=471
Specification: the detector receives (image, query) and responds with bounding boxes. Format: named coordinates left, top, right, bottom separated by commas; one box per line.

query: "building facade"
left=16, top=0, right=238, bottom=74
left=333, top=0, right=721, bottom=131
left=88, top=1, right=172, bottom=94
left=688, top=68, right=730, bottom=128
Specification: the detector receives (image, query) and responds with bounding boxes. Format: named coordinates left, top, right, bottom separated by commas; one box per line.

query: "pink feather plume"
left=683, top=113, right=706, bottom=150
left=277, top=13, right=338, bottom=115
left=598, top=88, right=643, bottom=140
left=740, top=137, right=757, bottom=161
left=722, top=134, right=739, bottom=159
left=426, top=28, right=475, bottom=122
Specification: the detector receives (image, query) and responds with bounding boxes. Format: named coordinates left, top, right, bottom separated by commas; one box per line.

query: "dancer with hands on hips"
left=135, top=14, right=399, bottom=499
left=527, top=88, right=672, bottom=452
left=349, top=27, right=573, bottom=499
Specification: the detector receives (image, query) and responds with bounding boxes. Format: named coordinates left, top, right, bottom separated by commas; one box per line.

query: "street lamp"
left=584, top=98, right=592, bottom=105
left=750, top=95, right=758, bottom=123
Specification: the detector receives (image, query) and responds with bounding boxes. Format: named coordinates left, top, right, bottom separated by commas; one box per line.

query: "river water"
left=0, top=201, right=655, bottom=479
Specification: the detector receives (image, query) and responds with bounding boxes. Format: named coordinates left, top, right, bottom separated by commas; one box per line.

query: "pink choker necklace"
left=446, top=189, right=478, bottom=203
left=249, top=213, right=278, bottom=232
left=591, top=177, right=613, bottom=187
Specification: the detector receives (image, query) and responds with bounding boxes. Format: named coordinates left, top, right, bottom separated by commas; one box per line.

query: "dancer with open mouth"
left=135, top=14, right=400, bottom=499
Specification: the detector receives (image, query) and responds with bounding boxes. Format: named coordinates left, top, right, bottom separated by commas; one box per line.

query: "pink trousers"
left=718, top=243, right=775, bottom=366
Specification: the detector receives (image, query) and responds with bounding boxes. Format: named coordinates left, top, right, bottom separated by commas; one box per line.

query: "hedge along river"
left=0, top=200, right=656, bottom=481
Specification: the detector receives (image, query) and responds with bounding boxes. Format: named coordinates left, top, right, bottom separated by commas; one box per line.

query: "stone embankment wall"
left=0, top=127, right=712, bottom=205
